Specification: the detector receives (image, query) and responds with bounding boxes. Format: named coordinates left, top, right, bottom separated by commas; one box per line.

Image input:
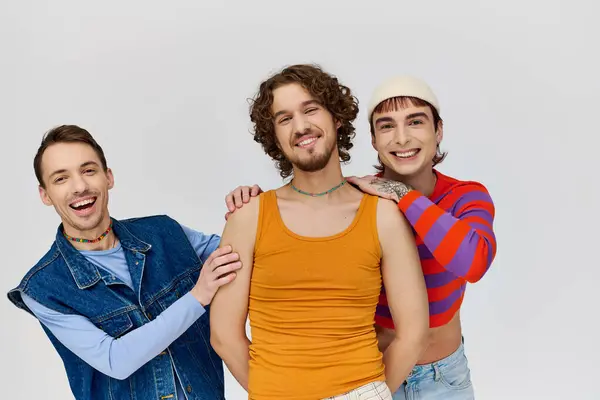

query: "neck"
left=62, top=215, right=116, bottom=251
left=384, top=166, right=437, bottom=197
left=290, top=164, right=345, bottom=198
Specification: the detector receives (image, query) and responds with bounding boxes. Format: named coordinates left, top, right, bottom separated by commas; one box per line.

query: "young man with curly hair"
left=226, top=76, right=497, bottom=400
left=209, top=64, right=430, bottom=399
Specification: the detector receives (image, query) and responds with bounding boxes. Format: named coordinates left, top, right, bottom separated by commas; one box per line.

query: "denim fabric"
left=392, top=340, right=474, bottom=400
left=7, top=215, right=224, bottom=400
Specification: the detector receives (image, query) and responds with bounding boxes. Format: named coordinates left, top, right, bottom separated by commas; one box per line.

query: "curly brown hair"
left=249, top=64, right=359, bottom=179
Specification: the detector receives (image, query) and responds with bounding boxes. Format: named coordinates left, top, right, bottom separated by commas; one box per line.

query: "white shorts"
left=323, top=381, right=392, bottom=400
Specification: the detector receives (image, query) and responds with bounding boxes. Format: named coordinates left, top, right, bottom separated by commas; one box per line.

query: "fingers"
left=241, top=186, right=250, bottom=203
left=204, top=245, right=233, bottom=266
left=346, top=175, right=364, bottom=184
left=250, top=184, right=262, bottom=196
left=346, top=175, right=373, bottom=183
left=210, top=252, right=240, bottom=272
left=233, top=188, right=243, bottom=208
left=213, top=260, right=242, bottom=277
left=225, top=192, right=236, bottom=212
left=226, top=186, right=251, bottom=212
left=347, top=176, right=366, bottom=187
left=242, top=184, right=263, bottom=203
left=227, top=185, right=261, bottom=212
left=225, top=211, right=231, bottom=221
left=213, top=271, right=237, bottom=287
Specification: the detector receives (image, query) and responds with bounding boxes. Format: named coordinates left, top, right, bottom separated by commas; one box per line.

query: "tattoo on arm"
left=369, top=178, right=412, bottom=202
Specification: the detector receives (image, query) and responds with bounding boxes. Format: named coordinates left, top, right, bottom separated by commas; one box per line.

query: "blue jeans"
left=392, top=340, right=474, bottom=400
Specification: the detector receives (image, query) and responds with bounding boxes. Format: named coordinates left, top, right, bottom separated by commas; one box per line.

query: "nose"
left=71, top=174, right=89, bottom=195
left=291, top=113, right=310, bottom=136
left=392, top=126, right=411, bottom=146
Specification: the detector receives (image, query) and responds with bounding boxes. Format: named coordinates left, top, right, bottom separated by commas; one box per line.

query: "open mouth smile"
left=295, top=135, right=321, bottom=149
left=391, top=149, right=420, bottom=159
left=69, top=196, right=98, bottom=216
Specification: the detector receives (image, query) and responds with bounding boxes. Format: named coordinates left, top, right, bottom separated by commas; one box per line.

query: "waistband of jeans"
left=409, top=338, right=466, bottom=376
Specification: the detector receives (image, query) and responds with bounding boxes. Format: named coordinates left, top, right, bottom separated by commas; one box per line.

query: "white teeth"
left=393, top=150, right=418, bottom=158
left=297, top=137, right=317, bottom=146
left=72, top=198, right=95, bottom=208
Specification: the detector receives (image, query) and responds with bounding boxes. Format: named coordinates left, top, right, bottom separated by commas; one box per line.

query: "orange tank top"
left=247, top=190, right=385, bottom=400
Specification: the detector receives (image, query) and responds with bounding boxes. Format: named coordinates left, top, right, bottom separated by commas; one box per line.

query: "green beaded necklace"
left=290, top=179, right=347, bottom=197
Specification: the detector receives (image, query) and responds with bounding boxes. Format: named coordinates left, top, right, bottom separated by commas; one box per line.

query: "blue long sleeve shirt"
left=22, top=225, right=220, bottom=400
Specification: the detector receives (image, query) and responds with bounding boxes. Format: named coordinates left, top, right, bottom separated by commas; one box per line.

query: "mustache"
left=68, top=191, right=99, bottom=203
left=293, top=130, right=319, bottom=142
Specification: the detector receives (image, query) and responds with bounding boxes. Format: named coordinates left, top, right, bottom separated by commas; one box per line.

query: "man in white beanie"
left=223, top=75, right=497, bottom=400
left=344, top=76, right=497, bottom=399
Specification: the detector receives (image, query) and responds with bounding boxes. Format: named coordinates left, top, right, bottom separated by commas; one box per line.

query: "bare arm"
left=210, top=196, right=260, bottom=391
left=377, top=199, right=430, bottom=393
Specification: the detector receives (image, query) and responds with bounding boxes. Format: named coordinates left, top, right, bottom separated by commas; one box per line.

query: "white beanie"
left=367, top=76, right=440, bottom=120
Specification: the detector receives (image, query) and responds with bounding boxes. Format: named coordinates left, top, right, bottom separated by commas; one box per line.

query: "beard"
left=294, top=150, right=332, bottom=172
left=284, top=134, right=337, bottom=173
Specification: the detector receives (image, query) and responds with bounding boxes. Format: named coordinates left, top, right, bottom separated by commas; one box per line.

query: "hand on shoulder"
left=346, top=175, right=412, bottom=203
left=225, top=184, right=263, bottom=220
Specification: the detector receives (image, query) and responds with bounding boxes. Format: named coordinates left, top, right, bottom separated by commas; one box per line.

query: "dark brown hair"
left=249, top=64, right=359, bottom=179
left=370, top=96, right=447, bottom=173
left=34, top=125, right=108, bottom=188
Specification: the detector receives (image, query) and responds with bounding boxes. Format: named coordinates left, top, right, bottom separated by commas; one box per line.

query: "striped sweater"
left=375, top=169, right=497, bottom=328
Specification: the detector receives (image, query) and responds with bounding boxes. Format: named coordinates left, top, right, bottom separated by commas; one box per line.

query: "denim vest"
left=7, top=215, right=224, bottom=400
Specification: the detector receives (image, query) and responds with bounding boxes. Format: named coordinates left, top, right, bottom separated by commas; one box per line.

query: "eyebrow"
left=273, top=100, right=321, bottom=119
left=374, top=112, right=430, bottom=126
left=48, top=161, right=100, bottom=179
left=374, top=116, right=394, bottom=125
left=406, top=112, right=429, bottom=120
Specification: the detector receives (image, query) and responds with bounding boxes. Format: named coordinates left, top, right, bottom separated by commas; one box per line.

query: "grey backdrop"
left=1, top=0, right=597, bottom=398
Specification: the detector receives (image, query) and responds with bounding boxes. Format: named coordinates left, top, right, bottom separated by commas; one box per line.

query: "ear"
left=39, top=185, right=53, bottom=206
left=435, top=120, right=444, bottom=146
left=106, top=168, right=115, bottom=190
left=335, top=119, right=342, bottom=130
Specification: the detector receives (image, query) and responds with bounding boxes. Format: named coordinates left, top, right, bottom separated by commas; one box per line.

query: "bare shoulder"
left=221, top=194, right=262, bottom=247
left=375, top=197, right=414, bottom=245
left=224, top=194, right=261, bottom=227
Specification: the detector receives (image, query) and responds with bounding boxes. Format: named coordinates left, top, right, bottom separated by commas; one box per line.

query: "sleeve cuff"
left=397, top=189, right=423, bottom=212
left=180, top=292, right=206, bottom=319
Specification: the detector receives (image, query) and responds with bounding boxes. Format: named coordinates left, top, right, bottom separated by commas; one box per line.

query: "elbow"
left=102, top=366, right=136, bottom=381
left=407, top=329, right=430, bottom=357
left=465, top=275, right=483, bottom=284
left=210, top=327, right=237, bottom=358
left=464, top=263, right=491, bottom=283
left=414, top=323, right=430, bottom=351
left=112, top=370, right=134, bottom=381
left=210, top=329, right=226, bottom=356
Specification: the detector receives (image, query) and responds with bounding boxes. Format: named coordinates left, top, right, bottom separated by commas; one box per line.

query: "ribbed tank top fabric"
left=247, top=190, right=386, bottom=400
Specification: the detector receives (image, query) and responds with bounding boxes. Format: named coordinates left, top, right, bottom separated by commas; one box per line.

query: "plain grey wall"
left=1, top=0, right=597, bottom=398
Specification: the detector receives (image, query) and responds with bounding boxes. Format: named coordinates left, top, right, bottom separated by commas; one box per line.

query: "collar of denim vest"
left=55, top=217, right=152, bottom=289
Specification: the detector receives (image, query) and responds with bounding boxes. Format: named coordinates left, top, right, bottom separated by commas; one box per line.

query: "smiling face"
left=371, top=97, right=443, bottom=178
left=271, top=83, right=341, bottom=173
left=38, top=142, right=113, bottom=237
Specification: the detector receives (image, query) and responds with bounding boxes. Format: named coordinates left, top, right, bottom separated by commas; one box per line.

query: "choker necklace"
left=291, top=179, right=347, bottom=197
left=63, top=221, right=113, bottom=243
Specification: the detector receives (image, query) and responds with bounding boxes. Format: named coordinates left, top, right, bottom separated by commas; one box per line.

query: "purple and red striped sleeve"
left=397, top=183, right=497, bottom=283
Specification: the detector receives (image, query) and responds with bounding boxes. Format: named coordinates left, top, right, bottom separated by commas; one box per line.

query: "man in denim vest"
left=7, top=125, right=241, bottom=399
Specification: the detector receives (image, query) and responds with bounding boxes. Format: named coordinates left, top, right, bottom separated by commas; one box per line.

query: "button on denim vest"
left=7, top=215, right=225, bottom=400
